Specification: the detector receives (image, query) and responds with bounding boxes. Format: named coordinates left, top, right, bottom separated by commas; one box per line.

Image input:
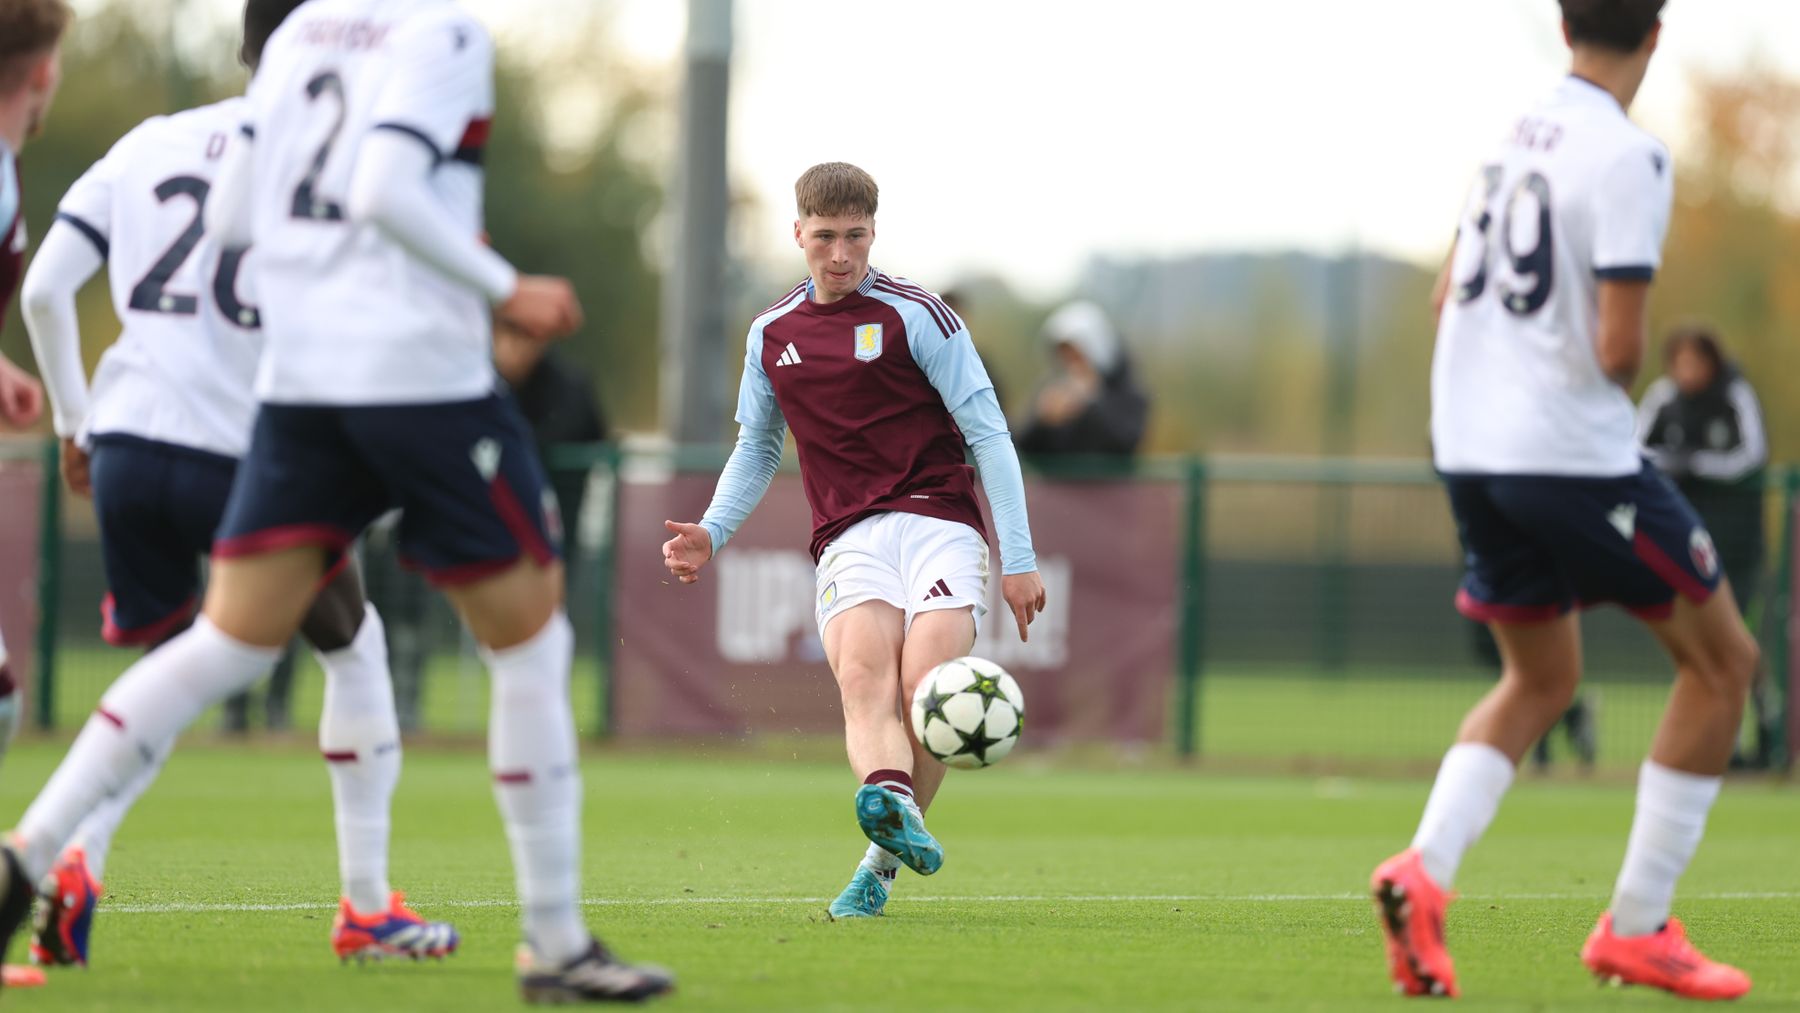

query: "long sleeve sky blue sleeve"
left=952, top=388, right=1039, bottom=575
left=699, top=424, right=786, bottom=553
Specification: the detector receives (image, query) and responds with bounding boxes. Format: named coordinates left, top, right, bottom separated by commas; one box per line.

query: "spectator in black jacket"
left=1637, top=323, right=1776, bottom=766
left=495, top=322, right=608, bottom=543
left=1018, top=301, right=1148, bottom=458
left=1637, top=324, right=1767, bottom=599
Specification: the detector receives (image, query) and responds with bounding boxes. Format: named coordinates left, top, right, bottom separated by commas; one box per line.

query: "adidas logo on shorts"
left=922, top=579, right=952, bottom=601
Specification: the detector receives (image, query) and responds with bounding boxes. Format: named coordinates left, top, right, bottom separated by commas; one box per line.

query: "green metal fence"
left=15, top=439, right=1796, bottom=770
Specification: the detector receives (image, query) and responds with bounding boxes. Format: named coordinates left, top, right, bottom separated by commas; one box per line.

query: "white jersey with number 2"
left=1431, top=75, right=1673, bottom=478
left=56, top=98, right=262, bottom=457
left=241, top=0, right=496, bottom=405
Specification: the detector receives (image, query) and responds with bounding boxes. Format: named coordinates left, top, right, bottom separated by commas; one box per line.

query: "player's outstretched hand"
left=499, top=276, right=584, bottom=342
left=60, top=438, right=91, bottom=498
left=662, top=520, right=714, bottom=585
left=0, top=355, right=44, bottom=429
left=1001, top=571, right=1048, bottom=643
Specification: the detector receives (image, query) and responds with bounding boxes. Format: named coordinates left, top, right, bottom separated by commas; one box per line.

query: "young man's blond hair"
left=0, top=0, right=70, bottom=92
left=794, top=162, right=878, bottom=220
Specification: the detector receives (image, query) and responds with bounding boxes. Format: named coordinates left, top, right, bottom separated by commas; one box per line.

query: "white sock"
left=318, top=604, right=401, bottom=915
left=1409, top=742, right=1515, bottom=889
left=64, top=741, right=171, bottom=882
left=1609, top=760, right=1722, bottom=937
left=861, top=842, right=900, bottom=879
left=483, top=612, right=585, bottom=964
left=13, top=618, right=277, bottom=880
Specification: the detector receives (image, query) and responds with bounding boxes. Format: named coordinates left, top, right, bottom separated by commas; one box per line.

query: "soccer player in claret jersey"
left=0, top=0, right=671, bottom=1002
left=0, top=0, right=69, bottom=990
left=18, top=2, right=458, bottom=969
left=1371, top=0, right=1755, bottom=1000
left=662, top=163, right=1046, bottom=918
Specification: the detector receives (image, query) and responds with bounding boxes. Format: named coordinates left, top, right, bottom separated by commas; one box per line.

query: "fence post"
left=1175, top=456, right=1206, bottom=758
left=34, top=438, right=60, bottom=731
left=594, top=443, right=623, bottom=738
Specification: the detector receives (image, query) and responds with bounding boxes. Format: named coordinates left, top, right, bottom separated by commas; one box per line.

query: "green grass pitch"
left=0, top=741, right=1793, bottom=1010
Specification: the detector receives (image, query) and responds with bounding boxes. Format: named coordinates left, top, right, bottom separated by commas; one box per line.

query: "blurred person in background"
left=1637, top=323, right=1777, bottom=767
left=1018, top=300, right=1147, bottom=458
left=495, top=319, right=606, bottom=539
left=0, top=0, right=70, bottom=990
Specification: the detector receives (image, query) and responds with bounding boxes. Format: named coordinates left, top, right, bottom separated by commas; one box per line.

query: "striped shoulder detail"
left=871, top=276, right=965, bottom=338
left=759, top=279, right=809, bottom=315
left=748, top=282, right=809, bottom=338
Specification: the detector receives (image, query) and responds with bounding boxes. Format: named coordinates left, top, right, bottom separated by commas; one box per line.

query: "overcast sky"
left=173, top=0, right=1800, bottom=295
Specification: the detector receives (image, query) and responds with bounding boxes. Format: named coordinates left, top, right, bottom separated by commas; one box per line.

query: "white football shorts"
left=814, top=511, right=991, bottom=639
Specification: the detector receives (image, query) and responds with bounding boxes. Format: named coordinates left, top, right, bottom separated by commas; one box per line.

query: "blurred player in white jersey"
left=18, top=4, right=458, bottom=969
left=0, top=0, right=69, bottom=991
left=0, top=0, right=671, bottom=1002
left=1371, top=0, right=1756, bottom=1000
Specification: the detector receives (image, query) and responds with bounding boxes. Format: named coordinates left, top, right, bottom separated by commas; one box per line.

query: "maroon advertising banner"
left=0, top=450, right=42, bottom=702
left=612, top=472, right=1180, bottom=745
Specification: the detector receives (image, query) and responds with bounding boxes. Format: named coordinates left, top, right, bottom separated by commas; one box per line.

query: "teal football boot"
left=853, top=785, right=943, bottom=876
left=827, top=865, right=892, bottom=919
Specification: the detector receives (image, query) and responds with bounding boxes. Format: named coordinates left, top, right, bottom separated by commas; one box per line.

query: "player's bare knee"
left=1498, top=666, right=1578, bottom=712
left=832, top=660, right=894, bottom=715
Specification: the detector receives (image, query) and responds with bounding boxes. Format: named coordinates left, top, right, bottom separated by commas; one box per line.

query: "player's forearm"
left=202, top=129, right=256, bottom=249
left=20, top=222, right=102, bottom=437
left=952, top=388, right=1039, bottom=576
left=346, top=130, right=517, bottom=303
left=698, top=424, right=785, bottom=554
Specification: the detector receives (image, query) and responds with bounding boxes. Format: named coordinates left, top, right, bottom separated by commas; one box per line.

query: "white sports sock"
left=14, top=618, right=277, bottom=880
left=1409, top=742, right=1515, bottom=889
left=318, top=604, right=402, bottom=915
left=483, top=612, right=586, bottom=964
left=862, top=841, right=900, bottom=877
left=64, top=742, right=170, bottom=882
left=1609, top=760, right=1722, bottom=937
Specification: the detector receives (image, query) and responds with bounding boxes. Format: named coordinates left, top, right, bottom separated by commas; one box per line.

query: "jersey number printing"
left=1453, top=167, right=1555, bottom=317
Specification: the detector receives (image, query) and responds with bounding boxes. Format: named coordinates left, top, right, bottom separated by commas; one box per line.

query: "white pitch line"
left=99, top=891, right=1800, bottom=915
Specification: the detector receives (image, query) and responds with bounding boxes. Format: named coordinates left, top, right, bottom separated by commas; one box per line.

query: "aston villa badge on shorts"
left=853, top=323, right=883, bottom=362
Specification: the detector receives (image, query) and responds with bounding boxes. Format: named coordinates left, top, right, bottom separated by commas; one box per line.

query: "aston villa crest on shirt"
left=853, top=323, right=883, bottom=362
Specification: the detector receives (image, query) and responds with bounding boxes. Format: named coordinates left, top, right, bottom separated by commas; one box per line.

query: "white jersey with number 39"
left=242, top=0, right=496, bottom=405
left=55, top=98, right=262, bottom=457
left=1431, top=75, right=1673, bottom=477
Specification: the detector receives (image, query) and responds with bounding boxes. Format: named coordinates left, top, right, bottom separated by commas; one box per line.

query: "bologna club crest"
left=1689, top=527, right=1720, bottom=581
left=853, top=323, right=883, bottom=362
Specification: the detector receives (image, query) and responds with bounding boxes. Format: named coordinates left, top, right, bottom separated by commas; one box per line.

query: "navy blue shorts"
left=89, top=435, right=237, bottom=645
left=215, top=395, right=559, bottom=585
left=1445, top=461, right=1721, bottom=623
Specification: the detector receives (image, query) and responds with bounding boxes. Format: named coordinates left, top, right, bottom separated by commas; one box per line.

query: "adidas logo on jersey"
left=775, top=342, right=803, bottom=367
left=922, top=579, right=952, bottom=601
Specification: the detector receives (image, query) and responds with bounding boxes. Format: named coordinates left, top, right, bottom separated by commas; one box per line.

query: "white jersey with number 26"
left=1431, top=75, right=1673, bottom=478
left=241, top=0, right=496, bottom=405
left=56, top=98, right=262, bottom=457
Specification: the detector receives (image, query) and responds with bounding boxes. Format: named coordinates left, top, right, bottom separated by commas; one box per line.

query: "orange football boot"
left=330, top=891, right=459, bottom=962
left=1370, top=849, right=1458, bottom=998
left=2, top=964, right=45, bottom=987
left=1581, top=914, right=1750, bottom=1000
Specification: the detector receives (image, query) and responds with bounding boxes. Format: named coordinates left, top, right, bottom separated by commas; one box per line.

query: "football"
left=910, top=656, right=1025, bottom=769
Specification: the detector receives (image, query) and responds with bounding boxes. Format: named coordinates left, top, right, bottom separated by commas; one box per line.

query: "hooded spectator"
left=1018, top=300, right=1148, bottom=458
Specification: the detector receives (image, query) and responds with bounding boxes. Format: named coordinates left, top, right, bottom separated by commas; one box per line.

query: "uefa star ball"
left=910, top=656, right=1025, bottom=770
